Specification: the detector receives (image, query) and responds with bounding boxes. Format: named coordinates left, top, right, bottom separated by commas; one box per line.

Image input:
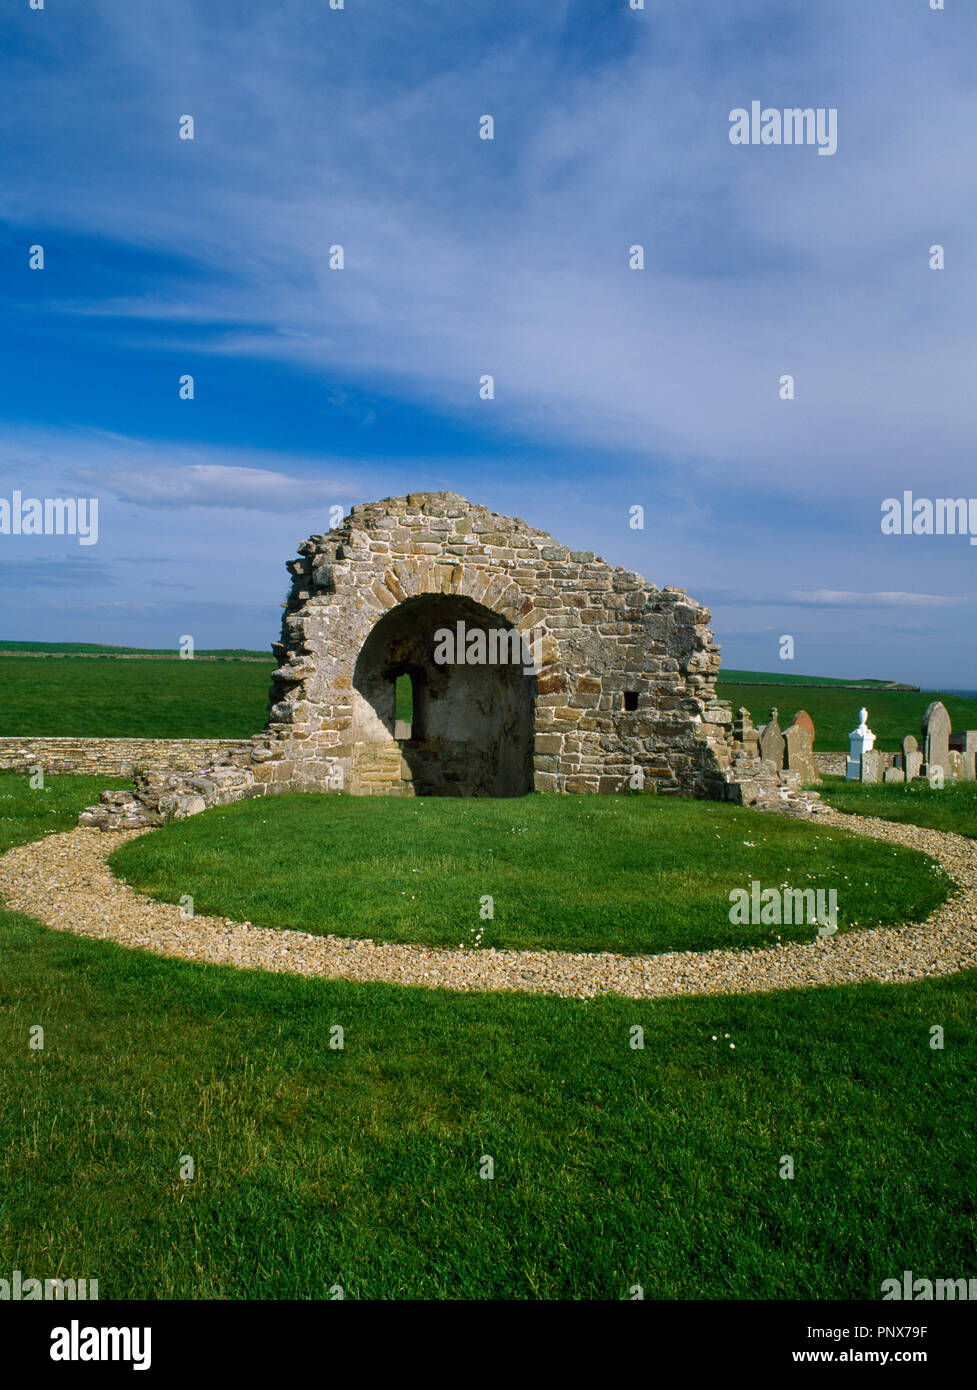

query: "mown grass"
left=0, top=656, right=274, bottom=738
left=0, top=773, right=132, bottom=854
left=716, top=682, right=977, bottom=752
left=818, top=775, right=977, bottom=839
left=0, top=777, right=974, bottom=1299
left=109, top=792, right=952, bottom=954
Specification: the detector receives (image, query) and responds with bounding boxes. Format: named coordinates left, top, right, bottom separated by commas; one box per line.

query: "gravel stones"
left=1, top=807, right=974, bottom=1000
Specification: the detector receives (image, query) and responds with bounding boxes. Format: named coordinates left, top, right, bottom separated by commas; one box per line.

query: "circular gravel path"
left=0, top=811, right=975, bottom=999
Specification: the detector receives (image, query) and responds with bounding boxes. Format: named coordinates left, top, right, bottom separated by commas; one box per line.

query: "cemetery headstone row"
left=849, top=702, right=976, bottom=784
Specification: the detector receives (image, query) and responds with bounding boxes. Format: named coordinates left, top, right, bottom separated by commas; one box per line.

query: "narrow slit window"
left=623, top=691, right=639, bottom=712
left=394, top=672, right=414, bottom=739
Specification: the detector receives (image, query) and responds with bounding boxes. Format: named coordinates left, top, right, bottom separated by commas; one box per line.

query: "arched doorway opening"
left=351, top=593, right=535, bottom=796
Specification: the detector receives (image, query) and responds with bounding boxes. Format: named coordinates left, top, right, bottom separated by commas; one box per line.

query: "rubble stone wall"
left=813, top=753, right=847, bottom=776
left=0, top=738, right=253, bottom=778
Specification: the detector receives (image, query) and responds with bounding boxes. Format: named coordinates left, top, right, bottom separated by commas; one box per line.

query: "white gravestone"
left=847, top=707, right=876, bottom=781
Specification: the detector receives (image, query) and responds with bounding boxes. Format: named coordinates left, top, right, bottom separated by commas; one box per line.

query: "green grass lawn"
left=0, top=772, right=133, bottom=852
left=0, top=776, right=974, bottom=1299
left=108, top=792, right=952, bottom=954
left=818, top=775, right=977, bottom=839
left=0, top=655, right=275, bottom=738
left=716, top=682, right=977, bottom=752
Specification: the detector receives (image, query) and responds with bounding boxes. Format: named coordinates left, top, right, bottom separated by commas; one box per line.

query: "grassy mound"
left=109, top=793, right=952, bottom=955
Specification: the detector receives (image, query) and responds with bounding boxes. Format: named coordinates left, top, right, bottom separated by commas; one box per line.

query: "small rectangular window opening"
left=394, top=672, right=414, bottom=740
left=623, top=691, right=639, bottom=712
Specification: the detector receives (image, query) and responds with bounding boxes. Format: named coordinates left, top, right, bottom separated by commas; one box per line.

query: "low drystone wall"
left=813, top=752, right=904, bottom=777
left=0, top=738, right=254, bottom=778
left=814, top=752, right=847, bottom=776
left=0, top=737, right=852, bottom=789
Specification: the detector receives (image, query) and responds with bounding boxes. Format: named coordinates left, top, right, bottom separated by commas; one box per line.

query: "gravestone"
left=904, top=752, right=923, bottom=781
left=947, top=750, right=963, bottom=782
left=847, top=707, right=875, bottom=780
left=860, top=749, right=882, bottom=783
left=962, top=752, right=977, bottom=781
left=895, top=734, right=923, bottom=781
left=949, top=730, right=977, bottom=754
left=783, top=724, right=817, bottom=784
left=732, top=706, right=759, bottom=756
left=884, top=767, right=905, bottom=784
left=791, top=709, right=816, bottom=748
left=922, top=701, right=951, bottom=776
left=757, top=708, right=785, bottom=770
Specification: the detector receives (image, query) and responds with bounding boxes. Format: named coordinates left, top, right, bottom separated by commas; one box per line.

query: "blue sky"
left=2, top=0, right=976, bottom=685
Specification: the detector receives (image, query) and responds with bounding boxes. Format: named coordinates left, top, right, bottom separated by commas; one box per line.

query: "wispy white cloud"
left=82, top=462, right=349, bottom=513
left=5, top=1, right=977, bottom=501
left=4, top=2, right=977, bottom=681
left=788, top=590, right=975, bottom=609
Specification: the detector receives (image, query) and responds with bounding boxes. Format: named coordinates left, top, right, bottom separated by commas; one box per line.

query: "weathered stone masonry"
left=0, top=738, right=253, bottom=779
left=251, top=491, right=734, bottom=800
left=80, top=492, right=811, bottom=829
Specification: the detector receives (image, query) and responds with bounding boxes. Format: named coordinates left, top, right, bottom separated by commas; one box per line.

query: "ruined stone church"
left=82, top=492, right=799, bottom=829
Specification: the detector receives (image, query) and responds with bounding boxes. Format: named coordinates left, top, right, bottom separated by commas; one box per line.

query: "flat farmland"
left=0, top=655, right=275, bottom=739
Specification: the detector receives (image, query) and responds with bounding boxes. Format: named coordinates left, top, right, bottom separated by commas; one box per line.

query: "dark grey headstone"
left=949, top=730, right=977, bottom=754
left=757, top=708, right=785, bottom=770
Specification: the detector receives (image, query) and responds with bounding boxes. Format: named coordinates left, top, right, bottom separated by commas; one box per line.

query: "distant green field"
left=0, top=656, right=274, bottom=738
left=721, top=669, right=904, bottom=689
left=0, top=640, right=269, bottom=658
left=2, top=642, right=975, bottom=751
left=716, top=682, right=977, bottom=752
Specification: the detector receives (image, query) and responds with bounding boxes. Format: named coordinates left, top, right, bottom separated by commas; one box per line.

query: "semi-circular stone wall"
left=250, top=491, right=734, bottom=799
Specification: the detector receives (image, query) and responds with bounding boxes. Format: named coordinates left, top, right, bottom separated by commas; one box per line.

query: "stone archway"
left=79, top=493, right=755, bottom=829
left=350, top=593, right=536, bottom=797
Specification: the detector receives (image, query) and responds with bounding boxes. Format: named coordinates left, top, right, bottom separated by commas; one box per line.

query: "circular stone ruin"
left=81, top=492, right=804, bottom=828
